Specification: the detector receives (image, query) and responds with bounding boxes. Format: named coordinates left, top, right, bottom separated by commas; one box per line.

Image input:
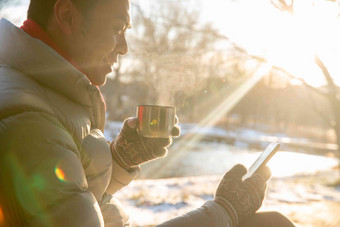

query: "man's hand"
left=214, top=164, right=271, bottom=227
left=110, top=117, right=180, bottom=170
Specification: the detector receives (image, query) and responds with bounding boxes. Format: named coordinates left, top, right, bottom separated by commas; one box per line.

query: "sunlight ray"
left=0, top=206, right=4, bottom=226
left=143, top=63, right=271, bottom=178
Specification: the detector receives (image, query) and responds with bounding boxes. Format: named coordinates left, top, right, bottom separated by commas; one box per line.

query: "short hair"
left=27, top=0, right=98, bottom=29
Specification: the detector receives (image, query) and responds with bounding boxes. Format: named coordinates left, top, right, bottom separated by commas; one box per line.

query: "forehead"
left=92, top=0, right=131, bottom=24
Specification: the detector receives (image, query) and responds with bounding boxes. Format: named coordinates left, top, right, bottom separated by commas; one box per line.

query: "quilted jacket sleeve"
left=0, top=112, right=104, bottom=226
left=156, top=201, right=233, bottom=227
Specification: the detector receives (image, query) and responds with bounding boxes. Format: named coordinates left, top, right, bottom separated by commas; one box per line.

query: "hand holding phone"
left=242, top=142, right=280, bottom=180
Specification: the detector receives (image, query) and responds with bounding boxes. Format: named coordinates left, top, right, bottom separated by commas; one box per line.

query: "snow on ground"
left=140, top=141, right=338, bottom=179
left=114, top=170, right=340, bottom=227
left=106, top=121, right=340, bottom=227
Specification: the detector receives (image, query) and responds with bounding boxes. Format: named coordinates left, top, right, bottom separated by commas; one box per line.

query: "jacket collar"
left=20, top=19, right=81, bottom=72
left=0, top=18, right=105, bottom=129
left=0, top=19, right=100, bottom=107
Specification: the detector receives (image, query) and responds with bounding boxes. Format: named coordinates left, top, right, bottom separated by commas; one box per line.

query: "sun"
left=262, top=0, right=340, bottom=87
left=209, top=0, right=340, bottom=87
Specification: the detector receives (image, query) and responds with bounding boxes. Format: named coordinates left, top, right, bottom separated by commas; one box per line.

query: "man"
left=0, top=0, right=295, bottom=226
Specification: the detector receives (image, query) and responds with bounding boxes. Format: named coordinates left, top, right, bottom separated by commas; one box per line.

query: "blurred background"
left=2, top=0, right=340, bottom=226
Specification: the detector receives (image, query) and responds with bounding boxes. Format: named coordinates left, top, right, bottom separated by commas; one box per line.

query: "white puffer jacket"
left=0, top=18, right=138, bottom=226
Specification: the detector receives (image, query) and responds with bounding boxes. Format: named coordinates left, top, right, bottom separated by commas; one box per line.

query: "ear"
left=54, top=0, right=80, bottom=35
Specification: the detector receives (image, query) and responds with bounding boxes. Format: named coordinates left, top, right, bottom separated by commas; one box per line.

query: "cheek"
left=91, top=35, right=117, bottom=57
left=80, top=24, right=117, bottom=59
left=91, top=26, right=117, bottom=48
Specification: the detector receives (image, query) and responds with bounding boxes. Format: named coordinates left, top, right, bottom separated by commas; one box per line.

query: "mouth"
left=99, top=57, right=112, bottom=74
left=104, top=51, right=119, bottom=66
left=103, top=56, right=114, bottom=67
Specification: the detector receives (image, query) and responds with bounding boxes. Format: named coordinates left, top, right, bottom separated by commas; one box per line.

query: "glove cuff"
left=214, top=197, right=239, bottom=227
left=110, top=140, right=133, bottom=170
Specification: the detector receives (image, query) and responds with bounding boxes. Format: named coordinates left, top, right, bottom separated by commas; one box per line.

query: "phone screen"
left=242, top=142, right=280, bottom=180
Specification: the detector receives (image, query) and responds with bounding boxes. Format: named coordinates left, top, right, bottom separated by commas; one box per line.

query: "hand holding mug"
left=110, top=105, right=180, bottom=170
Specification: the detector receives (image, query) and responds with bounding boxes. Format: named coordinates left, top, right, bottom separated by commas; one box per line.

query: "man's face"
left=70, top=0, right=130, bottom=86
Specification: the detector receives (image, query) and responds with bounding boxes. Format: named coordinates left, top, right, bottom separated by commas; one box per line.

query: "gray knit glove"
left=214, top=164, right=271, bottom=227
left=110, top=117, right=180, bottom=170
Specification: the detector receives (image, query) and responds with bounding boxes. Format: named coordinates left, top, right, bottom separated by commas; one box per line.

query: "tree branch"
left=305, top=86, right=333, bottom=127
left=0, top=0, right=20, bottom=10
left=131, top=3, right=329, bottom=99
left=270, top=0, right=294, bottom=14
left=271, top=65, right=328, bottom=97
left=314, top=55, right=337, bottom=92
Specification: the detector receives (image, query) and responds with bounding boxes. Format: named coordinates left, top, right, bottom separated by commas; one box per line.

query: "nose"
left=115, top=33, right=128, bottom=56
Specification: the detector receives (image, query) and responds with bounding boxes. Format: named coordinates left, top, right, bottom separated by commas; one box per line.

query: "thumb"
left=120, top=117, right=139, bottom=139
left=250, top=165, right=272, bottom=185
left=126, top=117, right=138, bottom=129
left=225, top=164, right=247, bottom=180
left=254, top=165, right=272, bottom=182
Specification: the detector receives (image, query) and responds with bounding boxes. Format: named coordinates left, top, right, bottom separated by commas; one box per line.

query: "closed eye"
left=113, top=22, right=131, bottom=36
left=113, top=28, right=124, bottom=35
left=114, top=25, right=129, bottom=35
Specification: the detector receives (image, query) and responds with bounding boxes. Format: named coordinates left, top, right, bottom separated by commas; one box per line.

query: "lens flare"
left=150, top=120, right=158, bottom=126
left=54, top=167, right=66, bottom=182
left=0, top=206, right=4, bottom=226
left=143, top=64, right=270, bottom=178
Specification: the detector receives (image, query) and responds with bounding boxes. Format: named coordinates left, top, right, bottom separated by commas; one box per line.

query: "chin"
left=87, top=73, right=108, bottom=86
left=92, top=75, right=108, bottom=86
left=86, top=66, right=111, bottom=86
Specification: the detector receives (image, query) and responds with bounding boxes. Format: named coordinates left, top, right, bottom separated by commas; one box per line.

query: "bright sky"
left=199, top=0, right=340, bottom=87
left=2, top=0, right=340, bottom=87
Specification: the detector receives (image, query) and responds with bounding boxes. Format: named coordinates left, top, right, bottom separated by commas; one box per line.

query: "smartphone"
left=242, top=142, right=280, bottom=180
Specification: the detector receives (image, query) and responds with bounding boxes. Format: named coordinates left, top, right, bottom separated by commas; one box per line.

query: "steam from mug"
left=136, top=105, right=176, bottom=138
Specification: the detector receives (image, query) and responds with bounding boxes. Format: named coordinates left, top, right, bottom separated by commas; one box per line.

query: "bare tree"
left=269, top=0, right=340, bottom=160
left=101, top=0, right=247, bottom=122
left=0, top=0, right=20, bottom=10
left=129, top=0, right=222, bottom=107
left=314, top=56, right=340, bottom=153
left=271, top=0, right=294, bottom=14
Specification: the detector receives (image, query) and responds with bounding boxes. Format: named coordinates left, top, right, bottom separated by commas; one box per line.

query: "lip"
left=103, top=63, right=112, bottom=73
left=111, top=56, right=119, bottom=65
left=103, top=55, right=118, bottom=67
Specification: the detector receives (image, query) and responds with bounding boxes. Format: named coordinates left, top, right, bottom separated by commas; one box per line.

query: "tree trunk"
left=315, top=55, right=340, bottom=163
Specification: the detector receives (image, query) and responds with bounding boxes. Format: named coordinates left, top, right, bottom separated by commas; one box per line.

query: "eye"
left=113, top=29, right=123, bottom=35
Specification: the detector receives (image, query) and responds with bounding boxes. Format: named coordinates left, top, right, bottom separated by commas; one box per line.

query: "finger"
left=175, top=115, right=179, bottom=124
left=120, top=118, right=139, bottom=138
left=245, top=166, right=271, bottom=190
left=152, top=147, right=168, bottom=158
left=126, top=117, right=138, bottom=129
left=244, top=177, right=267, bottom=203
left=146, top=137, right=173, bottom=148
left=253, top=165, right=271, bottom=182
left=243, top=179, right=267, bottom=210
left=225, top=164, right=247, bottom=179
left=171, top=125, right=181, bottom=137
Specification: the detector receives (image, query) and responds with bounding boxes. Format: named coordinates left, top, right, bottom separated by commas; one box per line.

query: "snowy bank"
left=115, top=170, right=340, bottom=227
